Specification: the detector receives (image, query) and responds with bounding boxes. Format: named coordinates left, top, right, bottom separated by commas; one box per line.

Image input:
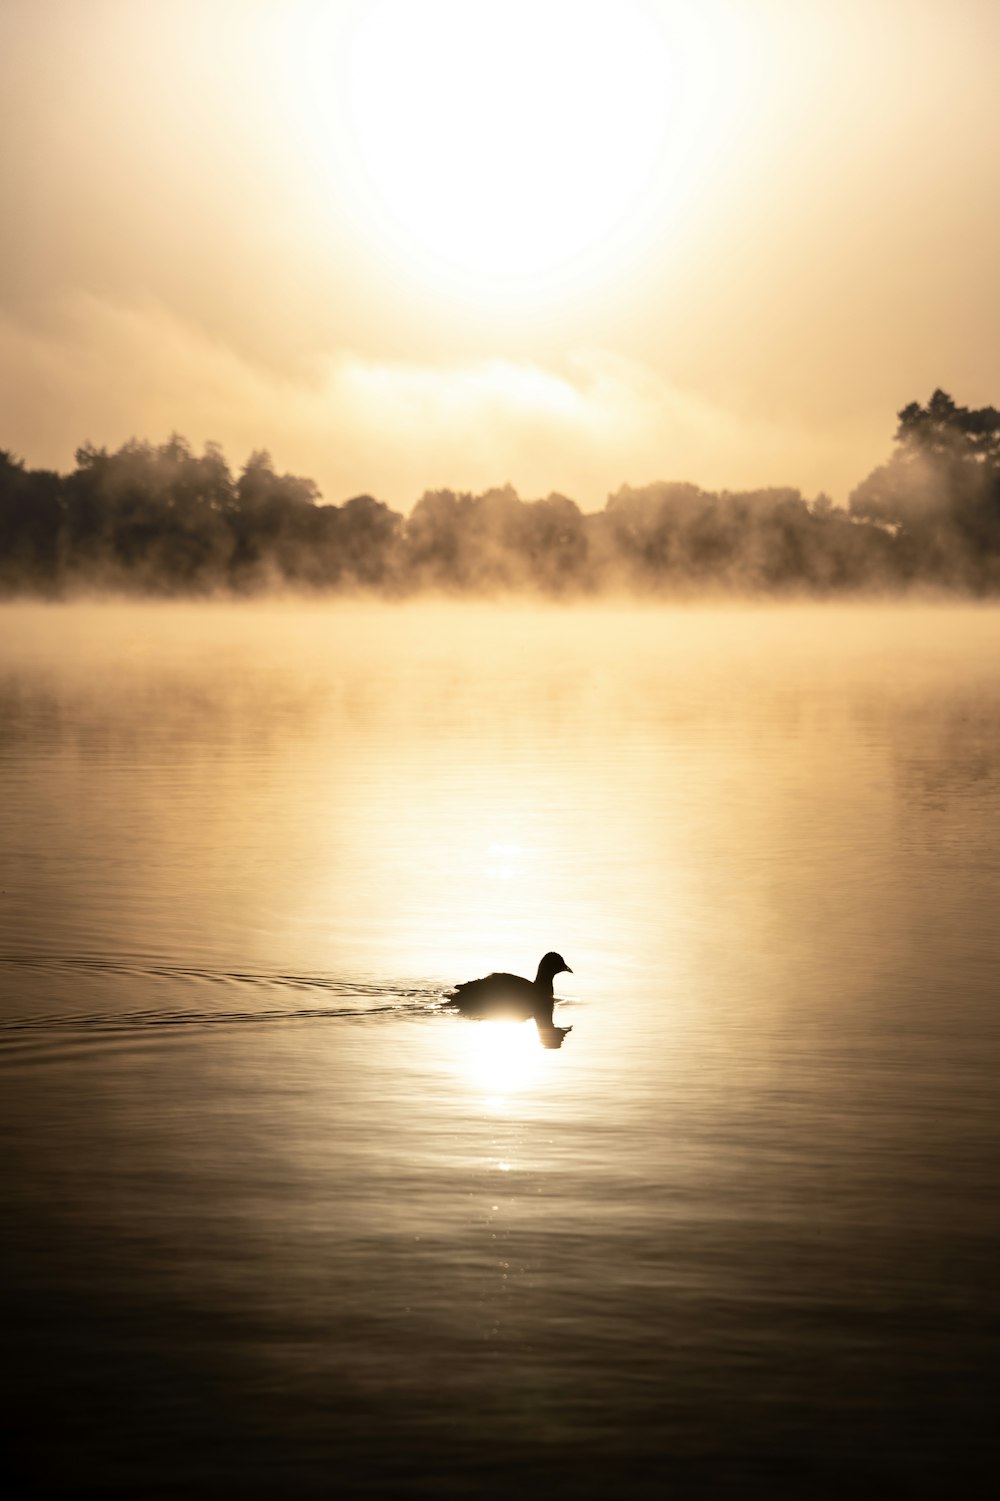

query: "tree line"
left=2, top=390, right=999, bottom=596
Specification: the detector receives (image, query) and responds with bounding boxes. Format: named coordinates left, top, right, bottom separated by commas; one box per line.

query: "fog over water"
left=2, top=602, right=999, bottom=1497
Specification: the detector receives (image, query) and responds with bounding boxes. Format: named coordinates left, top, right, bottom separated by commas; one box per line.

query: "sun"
left=280, top=1, right=748, bottom=310
left=340, top=0, right=682, bottom=293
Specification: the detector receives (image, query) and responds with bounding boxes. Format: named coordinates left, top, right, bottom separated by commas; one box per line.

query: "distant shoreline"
left=4, top=394, right=1000, bottom=596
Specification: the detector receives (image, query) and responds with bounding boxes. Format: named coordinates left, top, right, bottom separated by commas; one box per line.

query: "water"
left=1, top=601, right=998, bottom=1498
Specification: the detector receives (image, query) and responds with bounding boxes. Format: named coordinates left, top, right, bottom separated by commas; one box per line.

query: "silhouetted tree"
left=59, top=437, right=238, bottom=590
left=520, top=494, right=586, bottom=592
left=404, top=490, right=465, bottom=589
left=332, top=495, right=401, bottom=588
left=0, top=450, right=64, bottom=590
left=229, top=450, right=321, bottom=586
left=850, top=390, right=1000, bottom=589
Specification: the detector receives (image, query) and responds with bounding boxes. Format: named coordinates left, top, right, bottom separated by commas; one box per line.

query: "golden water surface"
left=1, top=602, right=998, bottom=1498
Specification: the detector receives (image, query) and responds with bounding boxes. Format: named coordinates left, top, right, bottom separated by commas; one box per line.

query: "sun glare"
left=274, top=0, right=750, bottom=309
left=460, top=1019, right=544, bottom=1105
left=336, top=0, right=711, bottom=295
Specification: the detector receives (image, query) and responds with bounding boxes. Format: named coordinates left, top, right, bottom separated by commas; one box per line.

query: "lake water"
left=1, top=602, right=998, bottom=1498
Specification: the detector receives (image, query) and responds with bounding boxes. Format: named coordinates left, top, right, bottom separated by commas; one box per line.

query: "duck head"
left=535, top=951, right=572, bottom=982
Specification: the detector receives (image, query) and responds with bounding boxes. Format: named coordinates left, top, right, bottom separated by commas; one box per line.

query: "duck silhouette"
left=447, top=952, right=573, bottom=1046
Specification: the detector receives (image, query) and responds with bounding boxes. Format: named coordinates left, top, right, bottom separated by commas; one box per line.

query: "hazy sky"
left=1, top=0, right=998, bottom=509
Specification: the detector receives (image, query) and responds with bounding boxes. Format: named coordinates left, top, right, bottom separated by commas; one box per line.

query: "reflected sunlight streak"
left=458, top=1019, right=545, bottom=1107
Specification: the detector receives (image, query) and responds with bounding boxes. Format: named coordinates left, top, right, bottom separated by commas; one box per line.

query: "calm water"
left=1, top=602, right=999, bottom=1498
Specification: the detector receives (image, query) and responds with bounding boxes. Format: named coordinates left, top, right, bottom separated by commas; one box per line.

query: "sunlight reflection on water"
left=456, top=1017, right=545, bottom=1106
left=2, top=603, right=1000, bottom=1497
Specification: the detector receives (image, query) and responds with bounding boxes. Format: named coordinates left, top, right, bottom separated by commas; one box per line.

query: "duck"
left=446, top=951, right=572, bottom=1029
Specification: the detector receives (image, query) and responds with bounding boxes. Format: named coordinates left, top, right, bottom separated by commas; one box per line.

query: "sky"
left=1, top=0, right=998, bottom=511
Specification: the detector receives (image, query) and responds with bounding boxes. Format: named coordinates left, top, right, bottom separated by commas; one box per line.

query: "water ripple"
left=0, top=950, right=446, bottom=1064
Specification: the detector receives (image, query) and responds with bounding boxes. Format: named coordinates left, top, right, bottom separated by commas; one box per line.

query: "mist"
left=2, top=390, right=999, bottom=598
left=5, top=572, right=1000, bottom=1501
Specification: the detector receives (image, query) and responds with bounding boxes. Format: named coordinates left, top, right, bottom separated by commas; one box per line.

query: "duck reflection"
left=535, top=1022, right=572, bottom=1050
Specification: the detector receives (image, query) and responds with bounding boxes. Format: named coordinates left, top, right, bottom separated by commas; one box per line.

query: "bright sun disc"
left=346, top=0, right=675, bottom=286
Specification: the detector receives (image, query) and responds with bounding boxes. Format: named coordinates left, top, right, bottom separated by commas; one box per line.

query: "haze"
left=2, top=0, right=999, bottom=510
left=3, top=599, right=1000, bottom=1494
left=4, top=6, right=1000, bottom=1491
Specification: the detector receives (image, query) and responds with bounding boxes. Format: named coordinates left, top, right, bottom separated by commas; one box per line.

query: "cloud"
left=0, top=294, right=866, bottom=507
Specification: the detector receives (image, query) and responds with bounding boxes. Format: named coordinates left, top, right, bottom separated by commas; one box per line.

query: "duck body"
left=447, top=951, right=572, bottom=1027
left=448, top=971, right=544, bottom=1020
